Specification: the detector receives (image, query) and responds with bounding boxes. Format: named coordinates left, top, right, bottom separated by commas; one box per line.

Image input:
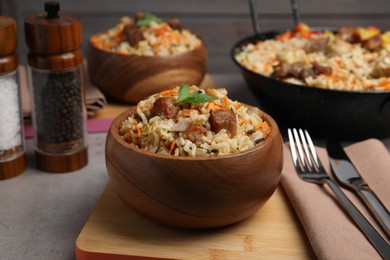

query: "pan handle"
left=248, top=0, right=262, bottom=35
left=380, top=95, right=390, bottom=116
left=249, top=0, right=302, bottom=35
left=290, top=0, right=302, bottom=25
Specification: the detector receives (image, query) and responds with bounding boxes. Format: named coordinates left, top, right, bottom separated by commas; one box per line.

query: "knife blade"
left=326, top=139, right=390, bottom=238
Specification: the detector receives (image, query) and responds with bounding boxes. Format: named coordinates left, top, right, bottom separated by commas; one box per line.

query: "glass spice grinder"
left=0, top=16, right=26, bottom=179
left=24, top=2, right=88, bottom=173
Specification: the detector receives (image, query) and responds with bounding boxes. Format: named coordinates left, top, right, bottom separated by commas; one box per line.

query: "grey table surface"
left=0, top=73, right=389, bottom=260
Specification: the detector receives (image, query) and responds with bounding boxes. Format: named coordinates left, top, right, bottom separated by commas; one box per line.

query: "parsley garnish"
left=136, top=13, right=163, bottom=27
left=176, top=84, right=216, bottom=104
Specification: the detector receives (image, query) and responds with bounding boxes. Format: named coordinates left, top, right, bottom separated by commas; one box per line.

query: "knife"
left=326, top=139, right=390, bottom=238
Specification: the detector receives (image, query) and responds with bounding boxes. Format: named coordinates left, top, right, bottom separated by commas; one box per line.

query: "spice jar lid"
left=0, top=16, right=18, bottom=73
left=24, top=1, right=82, bottom=54
left=0, top=16, right=17, bottom=56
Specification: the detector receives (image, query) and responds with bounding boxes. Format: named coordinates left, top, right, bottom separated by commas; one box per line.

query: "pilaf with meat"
left=119, top=84, right=271, bottom=157
left=234, top=23, right=390, bottom=91
left=90, top=12, right=202, bottom=56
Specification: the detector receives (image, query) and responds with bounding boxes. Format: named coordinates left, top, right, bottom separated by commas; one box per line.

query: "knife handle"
left=358, top=187, right=390, bottom=238
left=324, top=179, right=390, bottom=259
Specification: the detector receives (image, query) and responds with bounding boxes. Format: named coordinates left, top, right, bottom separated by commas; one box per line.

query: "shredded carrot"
left=136, top=125, right=141, bottom=136
left=294, top=23, right=310, bottom=33
left=379, top=78, right=390, bottom=86
left=223, top=96, right=230, bottom=109
left=276, top=32, right=291, bottom=41
left=206, top=102, right=213, bottom=110
left=159, top=89, right=178, bottom=97
left=323, top=74, right=347, bottom=83
left=300, top=30, right=311, bottom=39
left=251, top=65, right=259, bottom=73
left=206, top=101, right=223, bottom=110
left=154, top=23, right=168, bottom=36
left=133, top=119, right=141, bottom=136
left=260, top=121, right=271, bottom=135
left=263, top=64, right=271, bottom=73
left=254, top=122, right=261, bottom=131
left=267, top=56, right=277, bottom=62
left=235, top=103, right=243, bottom=110
left=352, top=60, right=361, bottom=68
left=90, top=35, right=101, bottom=45
left=335, top=60, right=346, bottom=68
left=169, top=32, right=181, bottom=43
left=169, top=141, right=176, bottom=153
left=367, top=26, right=381, bottom=33
left=118, top=49, right=129, bottom=55
left=124, top=132, right=132, bottom=142
left=240, top=119, right=247, bottom=125
left=378, top=79, right=390, bottom=90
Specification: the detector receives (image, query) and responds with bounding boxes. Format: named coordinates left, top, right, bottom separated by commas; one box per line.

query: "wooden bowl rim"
left=108, top=105, right=280, bottom=161
left=89, top=32, right=207, bottom=60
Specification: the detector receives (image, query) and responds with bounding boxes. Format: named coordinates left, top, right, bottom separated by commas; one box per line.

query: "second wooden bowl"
left=87, top=36, right=207, bottom=103
left=105, top=106, right=284, bottom=229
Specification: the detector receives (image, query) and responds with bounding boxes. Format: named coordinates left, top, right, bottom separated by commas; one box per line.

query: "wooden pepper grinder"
left=0, top=16, right=26, bottom=179
left=24, top=1, right=88, bottom=173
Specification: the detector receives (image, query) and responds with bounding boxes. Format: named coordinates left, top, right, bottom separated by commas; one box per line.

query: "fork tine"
left=304, top=129, right=324, bottom=170
left=298, top=129, right=314, bottom=169
left=292, top=128, right=307, bottom=169
left=287, top=129, right=300, bottom=168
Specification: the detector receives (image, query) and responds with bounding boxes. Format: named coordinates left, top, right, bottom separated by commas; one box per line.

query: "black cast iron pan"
left=232, top=0, right=390, bottom=140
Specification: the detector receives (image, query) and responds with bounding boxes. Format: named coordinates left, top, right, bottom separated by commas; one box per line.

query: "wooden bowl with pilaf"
left=105, top=87, right=283, bottom=229
left=87, top=13, right=207, bottom=103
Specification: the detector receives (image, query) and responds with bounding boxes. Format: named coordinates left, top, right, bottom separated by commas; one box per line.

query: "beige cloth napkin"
left=281, top=139, right=390, bottom=260
left=20, top=63, right=106, bottom=118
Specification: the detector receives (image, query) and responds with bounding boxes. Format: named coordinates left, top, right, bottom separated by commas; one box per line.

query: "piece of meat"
left=271, top=62, right=291, bottom=79
left=289, top=62, right=307, bottom=78
left=151, top=97, right=179, bottom=119
left=300, top=68, right=316, bottom=79
left=272, top=62, right=314, bottom=80
left=122, top=24, right=145, bottom=46
left=272, top=61, right=332, bottom=80
left=362, top=35, right=383, bottom=51
left=337, top=26, right=361, bottom=43
left=312, top=61, right=332, bottom=76
left=371, top=55, right=390, bottom=78
left=304, top=37, right=329, bottom=53
left=133, top=12, right=144, bottom=24
left=371, top=67, right=390, bottom=78
left=167, top=17, right=182, bottom=31
left=209, top=109, right=237, bottom=136
left=183, top=125, right=207, bottom=143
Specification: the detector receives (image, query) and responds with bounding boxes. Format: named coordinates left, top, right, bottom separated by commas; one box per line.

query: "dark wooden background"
left=1, top=0, right=390, bottom=72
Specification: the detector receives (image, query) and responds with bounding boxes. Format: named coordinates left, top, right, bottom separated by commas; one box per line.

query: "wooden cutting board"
left=75, top=184, right=315, bottom=259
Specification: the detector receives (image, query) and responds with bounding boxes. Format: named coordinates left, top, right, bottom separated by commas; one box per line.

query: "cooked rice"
left=91, top=16, right=202, bottom=56
left=235, top=25, right=390, bottom=91
left=119, top=86, right=271, bottom=157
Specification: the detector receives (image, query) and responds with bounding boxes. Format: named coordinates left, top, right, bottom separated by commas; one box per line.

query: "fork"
left=288, top=128, right=390, bottom=259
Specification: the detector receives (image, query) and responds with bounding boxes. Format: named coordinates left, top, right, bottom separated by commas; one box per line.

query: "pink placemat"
left=24, top=118, right=113, bottom=138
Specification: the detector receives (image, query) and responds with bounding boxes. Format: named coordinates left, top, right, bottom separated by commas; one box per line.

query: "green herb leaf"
left=176, top=84, right=216, bottom=104
left=136, top=13, right=163, bottom=27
